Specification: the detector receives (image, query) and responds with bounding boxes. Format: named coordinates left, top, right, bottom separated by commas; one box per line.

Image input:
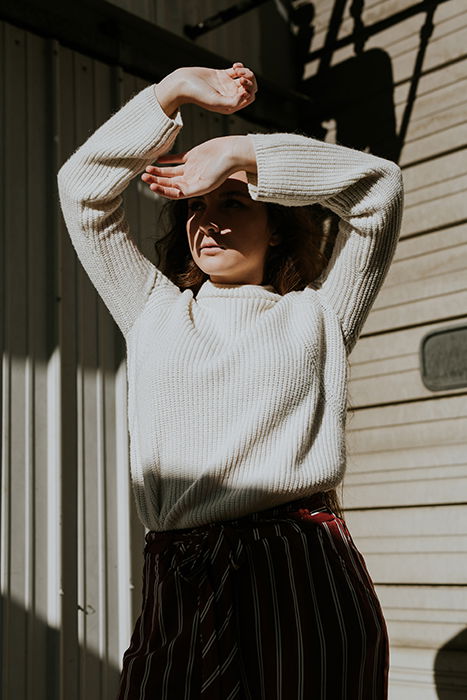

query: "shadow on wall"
left=434, top=629, right=467, bottom=699
left=0, top=595, right=122, bottom=700
left=282, top=0, right=440, bottom=162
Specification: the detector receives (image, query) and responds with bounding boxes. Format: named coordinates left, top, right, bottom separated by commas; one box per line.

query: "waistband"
left=145, top=491, right=330, bottom=549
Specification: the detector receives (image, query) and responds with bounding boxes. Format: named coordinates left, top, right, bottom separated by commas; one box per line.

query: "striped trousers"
left=116, top=493, right=389, bottom=699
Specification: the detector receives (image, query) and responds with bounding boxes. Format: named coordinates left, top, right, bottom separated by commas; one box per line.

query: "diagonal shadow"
left=434, top=628, right=467, bottom=698
left=291, top=0, right=443, bottom=163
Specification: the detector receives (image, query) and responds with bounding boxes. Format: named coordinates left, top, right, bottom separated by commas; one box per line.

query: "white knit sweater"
left=57, top=83, right=403, bottom=532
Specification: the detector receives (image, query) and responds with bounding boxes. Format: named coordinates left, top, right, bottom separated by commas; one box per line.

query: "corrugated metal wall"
left=2, top=0, right=467, bottom=697
left=0, top=20, right=268, bottom=699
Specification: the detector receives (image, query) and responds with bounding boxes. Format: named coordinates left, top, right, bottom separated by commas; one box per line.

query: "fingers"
left=151, top=185, right=182, bottom=199
left=141, top=170, right=185, bottom=199
left=226, top=62, right=256, bottom=85
left=141, top=174, right=182, bottom=197
left=144, top=174, right=181, bottom=189
left=155, top=152, right=187, bottom=164
left=145, top=164, right=182, bottom=177
left=238, top=77, right=254, bottom=89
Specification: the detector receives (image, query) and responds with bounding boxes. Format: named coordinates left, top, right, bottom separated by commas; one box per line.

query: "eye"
left=223, top=198, right=244, bottom=208
left=187, top=200, right=204, bottom=213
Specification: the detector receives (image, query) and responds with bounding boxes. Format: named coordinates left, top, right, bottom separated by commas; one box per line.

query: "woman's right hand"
left=155, top=63, right=258, bottom=117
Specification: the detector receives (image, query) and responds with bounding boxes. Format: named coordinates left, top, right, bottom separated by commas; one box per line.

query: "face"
left=186, top=172, right=280, bottom=286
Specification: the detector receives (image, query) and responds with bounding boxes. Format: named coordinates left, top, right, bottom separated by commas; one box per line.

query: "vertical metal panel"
left=3, top=22, right=28, bottom=700
left=56, top=41, right=80, bottom=700
left=26, top=30, right=54, bottom=700
left=93, top=60, right=129, bottom=687
left=0, top=18, right=5, bottom=698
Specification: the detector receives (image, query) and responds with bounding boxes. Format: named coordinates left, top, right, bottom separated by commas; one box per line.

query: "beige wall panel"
left=344, top=458, right=467, bottom=507
left=404, top=172, right=467, bottom=210
left=379, top=231, right=467, bottom=294
left=400, top=188, right=467, bottom=235
left=389, top=646, right=466, bottom=699
left=394, top=56, right=467, bottom=114
left=347, top=394, right=466, bottom=455
left=314, top=72, right=467, bottom=165
left=380, top=584, right=467, bottom=645
left=323, top=88, right=467, bottom=160
left=396, top=76, right=467, bottom=133
left=368, top=4, right=466, bottom=58
left=392, top=221, right=466, bottom=262
left=324, top=115, right=467, bottom=169
left=380, top=585, right=467, bottom=698
left=363, top=279, right=467, bottom=334
left=403, top=148, right=467, bottom=194
left=305, top=13, right=467, bottom=81
left=312, top=0, right=465, bottom=64
left=345, top=396, right=467, bottom=506
left=349, top=318, right=467, bottom=405
left=362, top=225, right=467, bottom=333
left=344, top=503, right=467, bottom=584
left=346, top=440, right=466, bottom=474
left=400, top=118, right=467, bottom=169
left=311, top=0, right=419, bottom=35
left=374, top=266, right=465, bottom=310
left=349, top=392, right=466, bottom=430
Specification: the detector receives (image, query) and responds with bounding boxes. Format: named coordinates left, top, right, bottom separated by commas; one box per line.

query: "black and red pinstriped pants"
left=116, top=492, right=389, bottom=699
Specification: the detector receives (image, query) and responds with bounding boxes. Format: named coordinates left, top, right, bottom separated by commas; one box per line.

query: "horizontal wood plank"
left=311, top=0, right=465, bottom=48
left=350, top=321, right=467, bottom=406
left=344, top=504, right=467, bottom=584
left=402, top=150, right=467, bottom=196
left=345, top=441, right=467, bottom=474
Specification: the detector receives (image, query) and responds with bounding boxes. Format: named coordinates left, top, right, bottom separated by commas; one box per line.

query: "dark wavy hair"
left=154, top=198, right=338, bottom=293
left=153, top=197, right=345, bottom=518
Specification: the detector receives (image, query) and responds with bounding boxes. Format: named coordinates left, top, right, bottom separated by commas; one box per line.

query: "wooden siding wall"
left=298, top=0, right=467, bottom=697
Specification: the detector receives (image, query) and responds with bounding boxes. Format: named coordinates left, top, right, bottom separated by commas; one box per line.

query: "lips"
left=201, top=244, right=224, bottom=250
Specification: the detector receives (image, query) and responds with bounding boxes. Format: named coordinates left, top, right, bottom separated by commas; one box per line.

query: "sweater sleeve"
left=245, top=132, right=404, bottom=353
left=57, top=84, right=183, bottom=337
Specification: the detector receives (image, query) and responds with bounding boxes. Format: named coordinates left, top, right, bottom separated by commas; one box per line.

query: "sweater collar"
left=196, top=278, right=278, bottom=300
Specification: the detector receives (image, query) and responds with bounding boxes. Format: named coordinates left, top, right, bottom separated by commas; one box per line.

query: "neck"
left=209, top=278, right=265, bottom=288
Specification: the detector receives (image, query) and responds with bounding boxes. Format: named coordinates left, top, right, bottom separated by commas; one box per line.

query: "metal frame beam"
left=1, top=0, right=315, bottom=132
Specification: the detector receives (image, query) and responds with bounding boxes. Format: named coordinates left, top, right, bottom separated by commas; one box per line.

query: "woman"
left=58, top=62, right=403, bottom=700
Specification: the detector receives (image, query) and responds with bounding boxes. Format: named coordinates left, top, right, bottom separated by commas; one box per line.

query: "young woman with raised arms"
left=58, top=61, right=403, bottom=699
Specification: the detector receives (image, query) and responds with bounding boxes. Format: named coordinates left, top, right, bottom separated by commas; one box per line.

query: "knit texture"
left=57, top=83, right=404, bottom=532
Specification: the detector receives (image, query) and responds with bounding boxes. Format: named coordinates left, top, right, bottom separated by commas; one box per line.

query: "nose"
left=199, top=220, right=220, bottom=235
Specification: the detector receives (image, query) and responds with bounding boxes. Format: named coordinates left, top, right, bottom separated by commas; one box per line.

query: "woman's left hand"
left=155, top=62, right=258, bottom=118
left=141, top=135, right=256, bottom=199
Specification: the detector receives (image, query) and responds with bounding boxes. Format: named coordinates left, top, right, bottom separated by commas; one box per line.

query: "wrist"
left=154, top=70, right=186, bottom=118
left=227, top=135, right=257, bottom=175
